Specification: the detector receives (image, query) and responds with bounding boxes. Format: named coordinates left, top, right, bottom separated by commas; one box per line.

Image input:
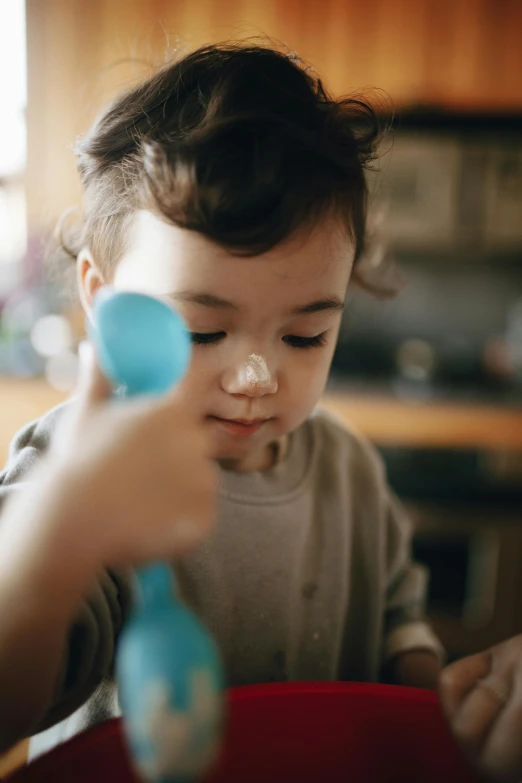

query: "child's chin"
left=211, top=442, right=252, bottom=461
left=210, top=435, right=267, bottom=464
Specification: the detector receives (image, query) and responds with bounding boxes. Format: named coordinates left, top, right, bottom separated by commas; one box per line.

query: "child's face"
left=91, top=210, right=354, bottom=469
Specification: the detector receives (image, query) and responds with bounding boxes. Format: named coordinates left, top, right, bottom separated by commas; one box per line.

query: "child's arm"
left=0, top=346, right=216, bottom=752
left=0, top=471, right=96, bottom=752
left=381, top=493, right=444, bottom=690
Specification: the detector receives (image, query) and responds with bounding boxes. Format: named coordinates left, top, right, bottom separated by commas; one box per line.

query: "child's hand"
left=440, top=635, right=522, bottom=783
left=4, top=343, right=216, bottom=592
left=0, top=345, right=216, bottom=750
left=385, top=650, right=442, bottom=691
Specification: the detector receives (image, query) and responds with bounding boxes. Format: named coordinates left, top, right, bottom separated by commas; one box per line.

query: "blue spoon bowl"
left=91, top=287, right=191, bottom=396
left=90, top=288, right=224, bottom=783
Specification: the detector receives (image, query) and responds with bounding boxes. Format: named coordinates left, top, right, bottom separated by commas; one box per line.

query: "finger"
left=148, top=518, right=210, bottom=562
left=480, top=680, right=522, bottom=782
left=158, top=392, right=215, bottom=454
left=450, top=674, right=508, bottom=757
left=440, top=650, right=492, bottom=719
left=161, top=383, right=196, bottom=412
left=76, top=341, right=112, bottom=405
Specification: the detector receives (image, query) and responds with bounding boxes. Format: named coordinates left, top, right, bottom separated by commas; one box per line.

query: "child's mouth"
left=208, top=416, right=270, bottom=436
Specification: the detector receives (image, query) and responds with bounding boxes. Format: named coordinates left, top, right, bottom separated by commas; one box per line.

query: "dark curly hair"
left=57, top=41, right=385, bottom=278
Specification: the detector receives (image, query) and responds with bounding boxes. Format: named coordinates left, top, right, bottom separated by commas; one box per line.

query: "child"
left=0, top=42, right=443, bottom=760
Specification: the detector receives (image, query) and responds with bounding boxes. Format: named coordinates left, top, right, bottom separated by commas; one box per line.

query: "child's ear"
left=77, top=249, right=104, bottom=323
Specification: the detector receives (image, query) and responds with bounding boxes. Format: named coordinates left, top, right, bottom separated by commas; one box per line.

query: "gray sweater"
left=0, top=403, right=442, bottom=759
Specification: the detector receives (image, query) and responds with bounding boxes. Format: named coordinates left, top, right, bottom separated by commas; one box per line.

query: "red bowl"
left=7, top=683, right=480, bottom=783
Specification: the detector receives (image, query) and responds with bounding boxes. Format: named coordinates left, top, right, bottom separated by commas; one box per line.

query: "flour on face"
left=241, top=354, right=271, bottom=388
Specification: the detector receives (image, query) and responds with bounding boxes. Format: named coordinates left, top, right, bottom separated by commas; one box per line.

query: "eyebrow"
left=291, top=297, right=344, bottom=315
left=171, top=292, right=239, bottom=310
left=171, top=291, right=344, bottom=316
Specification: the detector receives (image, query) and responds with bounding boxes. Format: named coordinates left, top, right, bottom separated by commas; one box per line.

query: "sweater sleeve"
left=382, top=490, right=444, bottom=664
left=0, top=404, right=133, bottom=731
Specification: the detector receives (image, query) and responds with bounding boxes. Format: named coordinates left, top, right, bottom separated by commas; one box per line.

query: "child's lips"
left=209, top=416, right=271, bottom=436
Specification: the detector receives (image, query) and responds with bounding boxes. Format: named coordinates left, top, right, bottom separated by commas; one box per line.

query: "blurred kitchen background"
left=1, top=0, right=522, bottom=664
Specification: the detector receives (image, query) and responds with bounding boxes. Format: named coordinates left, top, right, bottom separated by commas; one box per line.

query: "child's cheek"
left=285, top=360, right=330, bottom=421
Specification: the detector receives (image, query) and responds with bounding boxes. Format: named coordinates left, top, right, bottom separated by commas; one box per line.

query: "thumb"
left=76, top=341, right=112, bottom=406
left=440, top=650, right=492, bottom=720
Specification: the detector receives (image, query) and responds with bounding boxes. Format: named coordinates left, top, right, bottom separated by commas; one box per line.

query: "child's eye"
left=283, top=333, right=327, bottom=349
left=190, top=332, right=227, bottom=345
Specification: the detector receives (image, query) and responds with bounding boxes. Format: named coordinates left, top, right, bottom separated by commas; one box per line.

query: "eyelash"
left=190, top=332, right=327, bottom=349
left=190, top=332, right=226, bottom=345
left=282, top=334, right=327, bottom=349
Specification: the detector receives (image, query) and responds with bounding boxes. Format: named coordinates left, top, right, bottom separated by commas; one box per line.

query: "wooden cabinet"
left=278, top=0, right=522, bottom=110
left=25, top=0, right=522, bottom=233
left=419, top=0, right=522, bottom=111
left=483, top=145, right=522, bottom=247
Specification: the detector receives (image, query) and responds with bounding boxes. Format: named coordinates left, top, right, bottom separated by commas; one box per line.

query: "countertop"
left=320, top=392, right=522, bottom=450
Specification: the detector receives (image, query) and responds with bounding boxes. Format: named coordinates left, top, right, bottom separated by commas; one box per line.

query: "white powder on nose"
left=242, top=354, right=271, bottom=387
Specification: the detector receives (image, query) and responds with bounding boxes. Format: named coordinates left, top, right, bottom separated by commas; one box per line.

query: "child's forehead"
left=113, top=210, right=354, bottom=304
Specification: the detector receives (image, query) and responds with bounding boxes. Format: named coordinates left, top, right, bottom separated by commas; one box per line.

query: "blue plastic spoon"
left=90, top=287, right=224, bottom=783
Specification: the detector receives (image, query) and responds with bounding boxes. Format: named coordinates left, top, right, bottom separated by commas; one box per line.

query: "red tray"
left=7, top=682, right=480, bottom=783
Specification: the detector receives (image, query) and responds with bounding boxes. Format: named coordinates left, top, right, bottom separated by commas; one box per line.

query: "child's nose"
left=222, top=353, right=278, bottom=397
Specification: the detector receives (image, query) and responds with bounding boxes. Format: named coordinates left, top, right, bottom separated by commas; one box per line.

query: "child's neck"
left=218, top=436, right=287, bottom=473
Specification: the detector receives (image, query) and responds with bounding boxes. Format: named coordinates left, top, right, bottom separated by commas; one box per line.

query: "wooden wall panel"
left=25, top=0, right=522, bottom=235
